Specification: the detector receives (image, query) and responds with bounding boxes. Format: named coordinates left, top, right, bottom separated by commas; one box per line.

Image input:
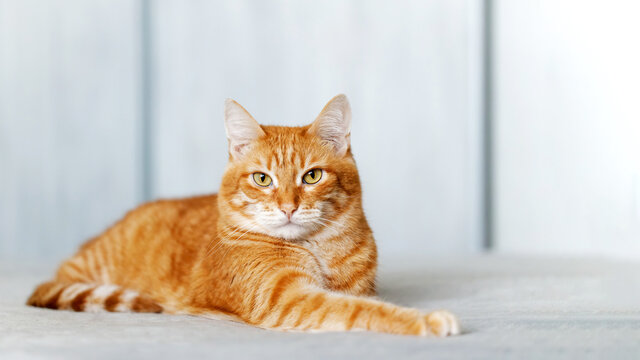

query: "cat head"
left=218, top=94, right=362, bottom=241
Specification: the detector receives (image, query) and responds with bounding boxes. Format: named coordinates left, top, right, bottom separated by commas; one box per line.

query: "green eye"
left=252, top=172, right=272, bottom=187
left=303, top=169, right=322, bottom=184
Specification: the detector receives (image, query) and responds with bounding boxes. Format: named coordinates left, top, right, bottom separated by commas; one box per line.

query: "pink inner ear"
left=232, top=143, right=250, bottom=156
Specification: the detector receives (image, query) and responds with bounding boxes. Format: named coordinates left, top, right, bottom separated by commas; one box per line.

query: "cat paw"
left=424, top=310, right=461, bottom=337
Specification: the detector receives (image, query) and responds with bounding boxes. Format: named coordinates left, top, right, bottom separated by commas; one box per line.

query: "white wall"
left=151, top=0, right=485, bottom=257
left=0, top=0, right=143, bottom=261
left=0, top=0, right=484, bottom=261
left=6, top=0, right=638, bottom=261
left=494, top=0, right=640, bottom=257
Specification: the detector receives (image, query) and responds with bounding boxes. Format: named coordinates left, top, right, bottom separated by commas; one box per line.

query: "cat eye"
left=302, top=169, right=323, bottom=184
left=252, top=172, right=272, bottom=187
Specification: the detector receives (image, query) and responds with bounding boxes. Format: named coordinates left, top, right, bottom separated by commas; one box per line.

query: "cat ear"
left=309, top=94, right=352, bottom=156
left=224, top=99, right=265, bottom=159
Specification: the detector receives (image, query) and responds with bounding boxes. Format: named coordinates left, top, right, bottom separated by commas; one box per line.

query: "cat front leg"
left=244, top=281, right=460, bottom=336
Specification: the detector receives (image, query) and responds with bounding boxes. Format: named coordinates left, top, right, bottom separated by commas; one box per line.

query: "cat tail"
left=26, top=281, right=163, bottom=313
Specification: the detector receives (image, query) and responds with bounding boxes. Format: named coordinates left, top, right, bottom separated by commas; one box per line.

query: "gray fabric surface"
left=1, top=256, right=639, bottom=359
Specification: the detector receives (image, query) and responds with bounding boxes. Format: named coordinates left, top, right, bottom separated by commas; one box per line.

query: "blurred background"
left=0, top=0, right=638, bottom=263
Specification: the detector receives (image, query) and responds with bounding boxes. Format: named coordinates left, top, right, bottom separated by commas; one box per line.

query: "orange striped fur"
left=27, top=95, right=460, bottom=336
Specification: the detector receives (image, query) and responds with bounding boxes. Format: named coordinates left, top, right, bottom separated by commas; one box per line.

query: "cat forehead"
left=259, top=125, right=313, bottom=145
left=250, top=143, right=321, bottom=170
left=245, top=126, right=330, bottom=169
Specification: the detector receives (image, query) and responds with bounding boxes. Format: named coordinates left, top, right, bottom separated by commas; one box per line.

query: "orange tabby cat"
left=27, top=95, right=460, bottom=336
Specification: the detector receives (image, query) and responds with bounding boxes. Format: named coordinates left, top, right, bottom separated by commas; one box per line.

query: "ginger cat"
left=27, top=95, right=460, bottom=336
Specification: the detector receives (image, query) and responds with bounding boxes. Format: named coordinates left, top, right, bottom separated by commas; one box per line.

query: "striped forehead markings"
left=254, top=143, right=319, bottom=174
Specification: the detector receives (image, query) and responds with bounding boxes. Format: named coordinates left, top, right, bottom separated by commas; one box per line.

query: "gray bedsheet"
left=1, top=256, right=639, bottom=359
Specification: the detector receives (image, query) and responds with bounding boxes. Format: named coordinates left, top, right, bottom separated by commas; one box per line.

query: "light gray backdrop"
left=1, top=0, right=639, bottom=262
left=494, top=0, right=640, bottom=258
left=0, top=0, right=484, bottom=262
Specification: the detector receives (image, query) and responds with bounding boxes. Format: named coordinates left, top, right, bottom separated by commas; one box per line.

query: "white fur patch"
left=231, top=190, right=256, bottom=206
left=92, top=284, right=119, bottom=300
left=114, top=290, right=139, bottom=312
left=60, top=283, right=93, bottom=304
left=307, top=210, right=350, bottom=242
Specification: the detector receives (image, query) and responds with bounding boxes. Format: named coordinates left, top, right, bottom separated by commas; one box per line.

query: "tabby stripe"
left=288, top=148, right=296, bottom=165
left=130, top=296, right=163, bottom=313
left=244, top=240, right=323, bottom=274
left=104, top=289, right=123, bottom=312
left=92, top=251, right=103, bottom=281
left=364, top=309, right=373, bottom=329
left=292, top=293, right=326, bottom=327
left=346, top=303, right=364, bottom=330
left=245, top=261, right=269, bottom=312
left=67, top=261, right=83, bottom=274
left=373, top=305, right=390, bottom=318
left=60, top=283, right=92, bottom=304
left=252, top=272, right=312, bottom=323
left=84, top=251, right=98, bottom=280
left=102, top=238, right=112, bottom=278
left=271, top=293, right=310, bottom=328
left=71, top=289, right=93, bottom=311
left=267, top=155, right=273, bottom=170
left=267, top=272, right=312, bottom=309
left=314, top=303, right=332, bottom=327
left=349, top=258, right=376, bottom=281
left=44, top=286, right=66, bottom=309
left=330, top=239, right=365, bottom=268
left=274, top=151, right=282, bottom=168
left=96, top=242, right=110, bottom=283
left=62, top=262, right=85, bottom=281
left=330, top=259, right=376, bottom=291
left=239, top=238, right=309, bottom=254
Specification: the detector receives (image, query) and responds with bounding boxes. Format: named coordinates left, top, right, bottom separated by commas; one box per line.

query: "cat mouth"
left=278, top=221, right=301, bottom=229
left=275, top=217, right=301, bottom=226
left=267, top=221, right=308, bottom=240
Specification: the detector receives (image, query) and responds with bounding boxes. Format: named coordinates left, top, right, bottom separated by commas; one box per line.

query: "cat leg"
left=27, top=281, right=162, bottom=313
left=244, top=284, right=460, bottom=336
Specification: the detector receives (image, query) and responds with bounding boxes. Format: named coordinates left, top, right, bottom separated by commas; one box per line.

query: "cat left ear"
left=308, top=94, right=352, bottom=156
left=224, top=99, right=265, bottom=159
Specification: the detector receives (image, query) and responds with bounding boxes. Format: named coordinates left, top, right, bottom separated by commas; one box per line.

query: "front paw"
left=424, top=310, right=461, bottom=336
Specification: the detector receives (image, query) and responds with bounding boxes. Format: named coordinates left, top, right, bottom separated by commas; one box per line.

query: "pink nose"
left=280, top=204, right=298, bottom=219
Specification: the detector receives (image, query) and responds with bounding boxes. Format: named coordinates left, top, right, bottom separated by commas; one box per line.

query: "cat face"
left=218, top=95, right=362, bottom=241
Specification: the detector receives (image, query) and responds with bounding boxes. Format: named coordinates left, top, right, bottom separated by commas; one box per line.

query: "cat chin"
left=265, top=223, right=310, bottom=241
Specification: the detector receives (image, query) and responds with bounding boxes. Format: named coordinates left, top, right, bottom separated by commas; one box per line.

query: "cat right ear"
left=224, top=99, right=265, bottom=159
left=308, top=94, right=352, bottom=156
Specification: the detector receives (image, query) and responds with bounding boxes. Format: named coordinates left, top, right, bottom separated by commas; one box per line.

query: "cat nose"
left=280, top=204, right=298, bottom=220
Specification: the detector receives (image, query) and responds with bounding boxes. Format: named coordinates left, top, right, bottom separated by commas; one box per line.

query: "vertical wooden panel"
left=494, top=1, right=640, bottom=257
left=0, top=0, right=142, bottom=260
left=151, top=0, right=484, bottom=255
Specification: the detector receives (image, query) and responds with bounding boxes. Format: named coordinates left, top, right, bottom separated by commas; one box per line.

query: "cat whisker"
left=216, top=223, right=260, bottom=263
left=318, top=217, right=343, bottom=226
left=205, top=226, right=235, bottom=257
left=205, top=223, right=254, bottom=259
left=310, top=218, right=332, bottom=231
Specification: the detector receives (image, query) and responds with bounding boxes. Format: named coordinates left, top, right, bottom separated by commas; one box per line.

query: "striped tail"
left=26, top=281, right=163, bottom=313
